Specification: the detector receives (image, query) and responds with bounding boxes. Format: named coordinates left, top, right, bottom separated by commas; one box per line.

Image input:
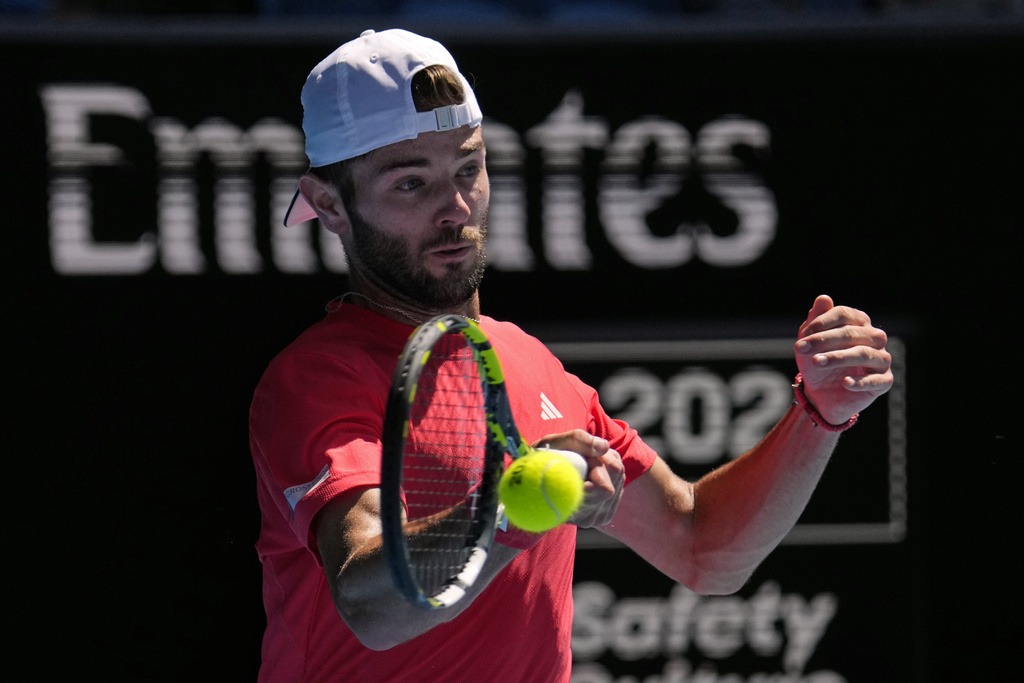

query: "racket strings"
left=400, top=333, right=491, bottom=594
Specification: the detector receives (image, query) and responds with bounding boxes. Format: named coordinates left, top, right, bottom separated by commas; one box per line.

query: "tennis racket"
left=379, top=313, right=586, bottom=610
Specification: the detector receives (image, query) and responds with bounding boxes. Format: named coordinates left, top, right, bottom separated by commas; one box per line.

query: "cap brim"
left=283, top=188, right=318, bottom=227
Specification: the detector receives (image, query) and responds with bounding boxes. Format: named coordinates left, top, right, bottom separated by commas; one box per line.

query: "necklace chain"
left=326, top=291, right=480, bottom=325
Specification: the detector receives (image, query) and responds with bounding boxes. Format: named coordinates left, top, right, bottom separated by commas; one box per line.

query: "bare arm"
left=313, top=486, right=521, bottom=650
left=602, top=407, right=839, bottom=593
left=601, top=295, right=892, bottom=594
left=313, top=424, right=629, bottom=650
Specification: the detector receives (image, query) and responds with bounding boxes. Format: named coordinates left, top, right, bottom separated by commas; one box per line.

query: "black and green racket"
left=379, top=314, right=585, bottom=609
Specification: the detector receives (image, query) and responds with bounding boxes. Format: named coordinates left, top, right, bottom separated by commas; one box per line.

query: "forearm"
left=687, top=404, right=839, bottom=591
left=604, top=404, right=840, bottom=595
left=608, top=295, right=891, bottom=595
left=689, top=293, right=890, bottom=587
left=321, top=497, right=522, bottom=650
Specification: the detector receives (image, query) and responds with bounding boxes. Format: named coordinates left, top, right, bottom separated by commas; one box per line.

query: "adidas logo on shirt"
left=540, top=392, right=563, bottom=421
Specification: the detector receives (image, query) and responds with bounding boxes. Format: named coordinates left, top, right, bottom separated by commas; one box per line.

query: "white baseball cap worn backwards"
left=284, top=28, right=484, bottom=227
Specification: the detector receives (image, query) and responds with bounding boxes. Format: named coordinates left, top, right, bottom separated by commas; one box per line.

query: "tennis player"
left=249, top=28, right=893, bottom=682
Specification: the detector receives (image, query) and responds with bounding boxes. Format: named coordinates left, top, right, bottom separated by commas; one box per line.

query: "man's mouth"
left=428, top=243, right=473, bottom=262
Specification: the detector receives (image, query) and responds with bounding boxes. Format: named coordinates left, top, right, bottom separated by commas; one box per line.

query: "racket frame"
left=380, top=314, right=516, bottom=610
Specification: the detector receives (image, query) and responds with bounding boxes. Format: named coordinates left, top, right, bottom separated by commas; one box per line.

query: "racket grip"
left=536, top=448, right=588, bottom=480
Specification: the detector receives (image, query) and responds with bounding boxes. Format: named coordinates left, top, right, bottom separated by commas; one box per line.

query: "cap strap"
left=415, top=103, right=479, bottom=134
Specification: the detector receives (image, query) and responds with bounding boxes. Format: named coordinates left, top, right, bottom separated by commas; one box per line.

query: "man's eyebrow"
left=375, top=139, right=485, bottom=176
left=461, top=138, right=485, bottom=155
left=376, top=157, right=430, bottom=175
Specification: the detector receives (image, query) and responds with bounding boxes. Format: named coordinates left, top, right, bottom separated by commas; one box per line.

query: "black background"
left=3, top=18, right=1020, bottom=681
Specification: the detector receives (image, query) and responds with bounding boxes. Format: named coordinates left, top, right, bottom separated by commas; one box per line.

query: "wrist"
left=792, top=373, right=859, bottom=433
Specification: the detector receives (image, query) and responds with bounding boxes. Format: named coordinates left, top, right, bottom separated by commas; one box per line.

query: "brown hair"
left=310, top=65, right=467, bottom=207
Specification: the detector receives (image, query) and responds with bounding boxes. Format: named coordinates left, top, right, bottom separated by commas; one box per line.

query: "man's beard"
left=346, top=205, right=487, bottom=310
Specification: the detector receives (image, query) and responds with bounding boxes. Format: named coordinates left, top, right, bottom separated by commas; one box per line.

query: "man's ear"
left=298, top=173, right=351, bottom=236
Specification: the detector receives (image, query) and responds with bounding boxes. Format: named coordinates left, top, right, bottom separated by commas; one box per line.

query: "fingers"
left=535, top=429, right=611, bottom=461
left=535, top=429, right=622, bottom=490
left=572, top=449, right=624, bottom=529
left=793, top=296, right=894, bottom=417
left=801, top=294, right=834, bottom=332
left=842, top=371, right=894, bottom=393
left=807, top=313, right=884, bottom=346
left=799, top=293, right=872, bottom=332
left=583, top=447, right=624, bottom=495
left=546, top=433, right=622, bottom=486
left=535, top=430, right=625, bottom=528
left=796, top=295, right=886, bottom=356
left=803, top=341, right=890, bottom=367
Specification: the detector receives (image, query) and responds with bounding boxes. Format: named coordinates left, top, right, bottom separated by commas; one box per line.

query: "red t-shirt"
left=249, top=305, right=656, bottom=682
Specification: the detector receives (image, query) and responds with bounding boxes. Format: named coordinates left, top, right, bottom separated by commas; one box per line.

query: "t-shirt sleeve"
left=566, top=373, right=658, bottom=485
left=249, top=348, right=388, bottom=552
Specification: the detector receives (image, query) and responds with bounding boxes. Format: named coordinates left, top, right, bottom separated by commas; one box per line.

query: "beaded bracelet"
left=792, top=373, right=859, bottom=433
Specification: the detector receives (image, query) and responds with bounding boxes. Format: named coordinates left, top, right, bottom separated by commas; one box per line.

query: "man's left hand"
left=794, top=294, right=893, bottom=426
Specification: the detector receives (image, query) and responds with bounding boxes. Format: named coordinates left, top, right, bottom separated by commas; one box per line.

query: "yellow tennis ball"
left=499, top=451, right=585, bottom=533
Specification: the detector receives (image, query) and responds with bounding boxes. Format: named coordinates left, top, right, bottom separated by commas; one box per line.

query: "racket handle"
left=536, top=448, right=588, bottom=480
